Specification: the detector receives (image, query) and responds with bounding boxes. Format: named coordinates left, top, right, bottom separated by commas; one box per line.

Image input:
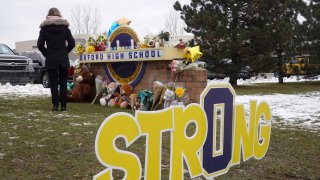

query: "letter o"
left=200, top=84, right=235, bottom=177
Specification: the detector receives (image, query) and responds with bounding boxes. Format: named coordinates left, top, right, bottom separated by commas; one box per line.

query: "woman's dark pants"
left=47, top=65, right=68, bottom=106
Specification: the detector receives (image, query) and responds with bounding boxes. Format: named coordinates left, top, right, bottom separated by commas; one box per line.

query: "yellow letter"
left=95, top=113, right=141, bottom=179
left=232, top=101, right=257, bottom=165
left=254, top=101, right=272, bottom=159
left=94, top=169, right=112, bottom=180
left=137, top=108, right=173, bottom=180
left=170, top=104, right=207, bottom=179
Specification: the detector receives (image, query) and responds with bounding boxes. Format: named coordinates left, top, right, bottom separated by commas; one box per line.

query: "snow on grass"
left=83, top=122, right=97, bottom=126
left=238, top=74, right=320, bottom=85
left=0, top=83, right=50, bottom=98
left=9, top=137, right=19, bottom=140
left=236, top=91, right=320, bottom=130
left=207, top=74, right=320, bottom=130
left=0, top=152, right=5, bottom=159
left=1, top=75, right=320, bottom=130
left=208, top=74, right=320, bottom=85
left=62, top=132, right=71, bottom=136
left=70, top=123, right=82, bottom=126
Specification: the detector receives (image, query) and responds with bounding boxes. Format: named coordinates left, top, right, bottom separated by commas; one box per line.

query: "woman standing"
left=37, top=7, right=75, bottom=111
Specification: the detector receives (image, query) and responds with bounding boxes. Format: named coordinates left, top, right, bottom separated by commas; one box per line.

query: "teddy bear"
left=67, top=66, right=95, bottom=102
left=99, top=82, right=120, bottom=106
left=163, top=89, right=176, bottom=108
left=109, top=83, right=133, bottom=108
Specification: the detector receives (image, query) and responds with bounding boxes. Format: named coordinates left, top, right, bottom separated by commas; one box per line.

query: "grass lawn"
left=0, top=82, right=319, bottom=179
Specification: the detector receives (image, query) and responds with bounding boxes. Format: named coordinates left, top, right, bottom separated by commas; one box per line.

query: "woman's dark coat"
left=37, top=18, right=75, bottom=69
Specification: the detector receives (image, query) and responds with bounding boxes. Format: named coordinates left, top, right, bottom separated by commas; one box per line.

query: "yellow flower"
left=86, top=45, right=95, bottom=53
left=74, top=68, right=81, bottom=75
left=175, top=87, right=185, bottom=98
left=75, top=43, right=85, bottom=54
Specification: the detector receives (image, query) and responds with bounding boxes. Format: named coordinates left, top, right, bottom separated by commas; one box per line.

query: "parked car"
left=207, top=71, right=227, bottom=79
left=208, top=66, right=255, bottom=80
left=0, top=44, right=34, bottom=85
left=236, top=65, right=256, bottom=79
left=207, top=59, right=256, bottom=79
left=21, top=51, right=75, bottom=88
left=21, top=51, right=46, bottom=84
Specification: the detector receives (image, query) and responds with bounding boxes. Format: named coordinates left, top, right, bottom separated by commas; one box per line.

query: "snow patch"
left=1, top=75, right=319, bottom=130
left=0, top=152, right=5, bottom=159
left=208, top=74, right=320, bottom=85
left=0, top=83, right=50, bottom=98
left=236, top=92, right=320, bottom=130
left=62, top=132, right=70, bottom=136
left=70, top=123, right=82, bottom=126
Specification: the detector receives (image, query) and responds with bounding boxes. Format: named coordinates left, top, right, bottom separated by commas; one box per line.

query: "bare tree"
left=164, top=9, right=186, bottom=36
left=70, top=5, right=101, bottom=35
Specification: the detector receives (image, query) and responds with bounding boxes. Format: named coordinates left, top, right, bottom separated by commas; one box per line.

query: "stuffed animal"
left=163, top=89, right=176, bottom=108
left=129, top=93, right=140, bottom=110
left=99, top=82, right=120, bottom=106
left=109, top=83, right=133, bottom=108
left=175, top=39, right=186, bottom=49
left=144, top=34, right=156, bottom=48
left=67, top=66, right=95, bottom=102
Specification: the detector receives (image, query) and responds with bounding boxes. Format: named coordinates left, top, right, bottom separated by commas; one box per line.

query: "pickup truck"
left=0, top=44, right=34, bottom=85
left=20, top=51, right=76, bottom=88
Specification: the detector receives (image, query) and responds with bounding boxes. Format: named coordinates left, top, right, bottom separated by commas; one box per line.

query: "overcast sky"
left=0, top=0, right=190, bottom=49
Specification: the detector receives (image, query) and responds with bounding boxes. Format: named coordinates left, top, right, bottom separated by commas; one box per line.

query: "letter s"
left=94, top=113, right=142, bottom=180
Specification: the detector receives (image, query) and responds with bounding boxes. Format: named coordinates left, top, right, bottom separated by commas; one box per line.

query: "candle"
left=155, top=42, right=160, bottom=48
left=131, top=39, right=134, bottom=49
left=116, top=40, right=120, bottom=50
left=107, top=41, right=111, bottom=51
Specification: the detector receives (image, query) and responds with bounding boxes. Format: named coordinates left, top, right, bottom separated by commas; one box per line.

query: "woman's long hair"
left=47, top=7, right=62, bottom=17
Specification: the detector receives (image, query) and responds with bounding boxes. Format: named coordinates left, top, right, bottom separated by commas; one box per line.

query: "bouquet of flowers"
left=86, top=36, right=96, bottom=53
left=91, top=75, right=106, bottom=104
left=73, top=59, right=81, bottom=75
left=95, top=35, right=107, bottom=51
left=137, top=90, right=153, bottom=111
left=74, top=43, right=85, bottom=55
left=170, top=60, right=187, bottom=73
left=68, top=59, right=81, bottom=77
left=159, top=31, right=170, bottom=41
left=175, top=87, right=189, bottom=105
left=151, top=81, right=164, bottom=110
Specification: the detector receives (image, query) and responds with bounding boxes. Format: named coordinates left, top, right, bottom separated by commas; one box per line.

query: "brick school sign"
left=78, top=26, right=206, bottom=103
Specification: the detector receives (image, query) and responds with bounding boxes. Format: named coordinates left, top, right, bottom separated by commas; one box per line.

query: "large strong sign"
left=94, top=83, right=272, bottom=179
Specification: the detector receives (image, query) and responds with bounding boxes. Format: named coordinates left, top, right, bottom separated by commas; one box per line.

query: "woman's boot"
left=61, top=103, right=67, bottom=111
left=52, top=103, right=59, bottom=111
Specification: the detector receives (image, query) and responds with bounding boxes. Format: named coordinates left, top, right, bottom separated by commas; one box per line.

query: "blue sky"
left=0, top=0, right=190, bottom=49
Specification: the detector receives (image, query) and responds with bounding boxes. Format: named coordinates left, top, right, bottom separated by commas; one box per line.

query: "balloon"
left=184, top=46, right=203, bottom=63
left=116, top=17, right=131, bottom=26
left=108, top=22, right=120, bottom=37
